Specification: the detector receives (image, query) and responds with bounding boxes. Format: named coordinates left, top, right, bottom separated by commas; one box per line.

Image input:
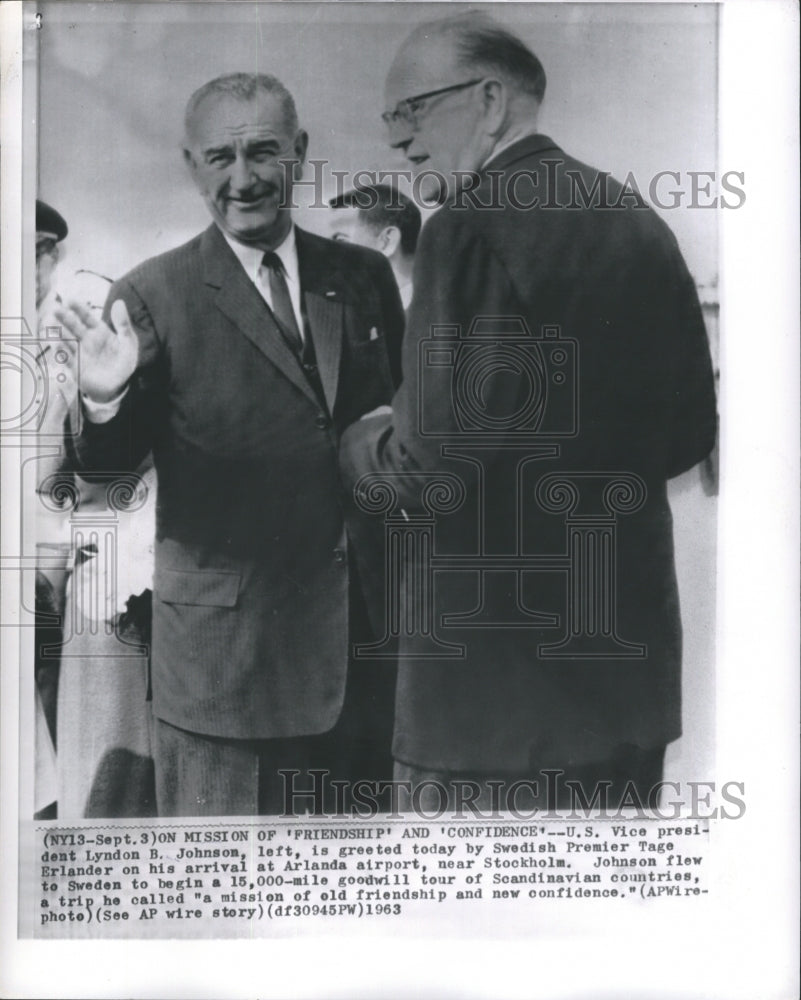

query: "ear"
left=293, top=129, right=309, bottom=166
left=478, top=78, right=507, bottom=136
left=379, top=225, right=402, bottom=259
left=182, top=145, right=200, bottom=184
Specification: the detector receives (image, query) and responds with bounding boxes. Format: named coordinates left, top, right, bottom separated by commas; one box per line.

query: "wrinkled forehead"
left=186, top=93, right=291, bottom=148
left=384, top=34, right=462, bottom=106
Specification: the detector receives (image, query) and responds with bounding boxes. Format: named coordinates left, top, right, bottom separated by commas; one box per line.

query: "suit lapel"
left=296, top=228, right=343, bottom=414
left=200, top=225, right=319, bottom=406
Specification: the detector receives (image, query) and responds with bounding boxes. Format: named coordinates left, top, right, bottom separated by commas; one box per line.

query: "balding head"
left=184, top=73, right=298, bottom=148
left=387, top=14, right=545, bottom=109
left=384, top=14, right=545, bottom=200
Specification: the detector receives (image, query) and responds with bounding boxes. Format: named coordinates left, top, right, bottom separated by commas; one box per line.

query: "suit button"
left=303, top=363, right=318, bottom=375
left=315, top=414, right=330, bottom=429
left=333, top=548, right=346, bottom=564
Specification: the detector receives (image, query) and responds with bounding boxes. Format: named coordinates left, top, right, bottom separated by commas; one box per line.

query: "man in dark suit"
left=340, top=15, right=717, bottom=811
left=56, top=73, right=404, bottom=816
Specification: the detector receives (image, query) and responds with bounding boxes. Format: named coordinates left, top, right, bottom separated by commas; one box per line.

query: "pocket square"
left=369, top=327, right=380, bottom=341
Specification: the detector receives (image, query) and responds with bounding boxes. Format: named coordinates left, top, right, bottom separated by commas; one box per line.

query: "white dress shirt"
left=222, top=224, right=304, bottom=340
left=85, top=224, right=304, bottom=423
left=399, top=280, right=413, bottom=312
left=482, top=126, right=542, bottom=172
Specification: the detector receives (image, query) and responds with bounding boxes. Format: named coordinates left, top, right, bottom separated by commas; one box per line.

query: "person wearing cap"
left=34, top=199, right=70, bottom=818
left=35, top=198, right=77, bottom=477
left=34, top=206, right=158, bottom=820
left=36, top=199, right=68, bottom=312
left=35, top=199, right=77, bottom=445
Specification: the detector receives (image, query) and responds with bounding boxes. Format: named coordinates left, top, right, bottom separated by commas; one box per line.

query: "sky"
left=36, top=2, right=718, bottom=286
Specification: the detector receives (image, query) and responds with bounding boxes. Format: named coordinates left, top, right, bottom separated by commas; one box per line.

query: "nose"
left=385, top=116, right=415, bottom=152
left=229, top=152, right=254, bottom=194
left=387, top=126, right=427, bottom=164
left=390, top=136, right=413, bottom=156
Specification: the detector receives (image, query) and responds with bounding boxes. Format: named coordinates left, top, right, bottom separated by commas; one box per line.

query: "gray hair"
left=184, top=73, right=299, bottom=143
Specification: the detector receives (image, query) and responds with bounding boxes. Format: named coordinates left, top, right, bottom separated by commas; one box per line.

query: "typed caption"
left=30, top=818, right=711, bottom=938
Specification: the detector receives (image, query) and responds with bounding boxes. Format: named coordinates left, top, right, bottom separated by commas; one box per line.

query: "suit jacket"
left=340, top=134, right=717, bottom=773
left=70, top=223, right=404, bottom=739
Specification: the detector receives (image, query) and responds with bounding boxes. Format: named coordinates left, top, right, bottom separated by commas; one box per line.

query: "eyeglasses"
left=382, top=78, right=483, bottom=130
left=36, top=239, right=57, bottom=260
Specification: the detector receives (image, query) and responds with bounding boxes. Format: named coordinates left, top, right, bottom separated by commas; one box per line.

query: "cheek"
left=194, top=168, right=226, bottom=201
left=422, top=127, right=455, bottom=167
left=36, top=258, right=53, bottom=285
left=256, top=163, right=286, bottom=188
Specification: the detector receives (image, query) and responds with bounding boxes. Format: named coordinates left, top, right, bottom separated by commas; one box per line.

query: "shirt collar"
left=222, top=224, right=299, bottom=285
left=481, top=126, right=542, bottom=171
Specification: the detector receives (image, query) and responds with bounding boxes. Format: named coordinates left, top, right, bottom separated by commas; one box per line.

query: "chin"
left=417, top=173, right=448, bottom=206
left=230, top=216, right=280, bottom=241
left=428, top=181, right=451, bottom=206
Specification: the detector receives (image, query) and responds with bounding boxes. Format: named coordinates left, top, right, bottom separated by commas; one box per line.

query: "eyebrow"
left=204, top=139, right=284, bottom=163
left=203, top=144, right=234, bottom=160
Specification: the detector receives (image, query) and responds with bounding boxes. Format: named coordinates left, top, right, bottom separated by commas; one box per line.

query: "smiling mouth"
left=228, top=191, right=277, bottom=208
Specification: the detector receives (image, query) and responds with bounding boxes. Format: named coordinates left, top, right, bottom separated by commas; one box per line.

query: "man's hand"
left=360, top=405, right=392, bottom=420
left=53, top=298, right=139, bottom=403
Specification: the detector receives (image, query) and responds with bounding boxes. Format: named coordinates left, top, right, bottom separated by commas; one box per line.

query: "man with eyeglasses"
left=341, top=13, right=717, bottom=812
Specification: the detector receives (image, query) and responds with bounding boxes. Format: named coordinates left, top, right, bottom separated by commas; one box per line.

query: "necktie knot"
left=261, top=251, right=284, bottom=275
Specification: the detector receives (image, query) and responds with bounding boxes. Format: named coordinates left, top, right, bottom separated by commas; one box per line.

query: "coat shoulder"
left=114, top=230, right=207, bottom=297
left=297, top=227, right=389, bottom=275
left=427, top=145, right=680, bottom=256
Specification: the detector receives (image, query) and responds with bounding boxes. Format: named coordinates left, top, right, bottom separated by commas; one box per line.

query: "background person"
left=328, top=183, right=421, bottom=317
left=34, top=199, right=72, bottom=818
left=55, top=269, right=158, bottom=819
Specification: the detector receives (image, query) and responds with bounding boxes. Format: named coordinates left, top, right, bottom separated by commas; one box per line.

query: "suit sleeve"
left=340, top=207, right=523, bottom=506
left=661, top=235, right=718, bottom=479
left=66, top=277, right=166, bottom=479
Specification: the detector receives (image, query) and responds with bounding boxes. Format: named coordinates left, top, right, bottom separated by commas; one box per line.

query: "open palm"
left=53, top=299, right=139, bottom=403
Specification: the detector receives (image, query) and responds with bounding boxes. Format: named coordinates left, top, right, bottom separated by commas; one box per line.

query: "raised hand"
left=53, top=298, right=139, bottom=403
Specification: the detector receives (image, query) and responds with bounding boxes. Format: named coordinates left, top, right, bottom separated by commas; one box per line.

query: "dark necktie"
left=261, top=251, right=303, bottom=356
